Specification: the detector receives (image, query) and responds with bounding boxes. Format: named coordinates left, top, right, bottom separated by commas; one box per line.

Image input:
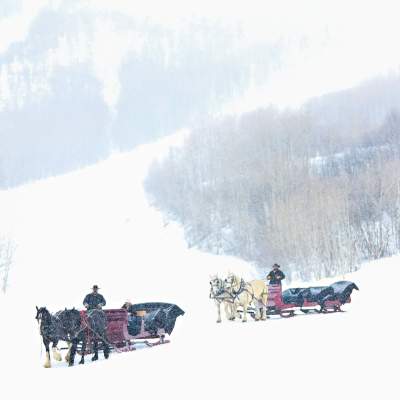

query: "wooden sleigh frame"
left=78, top=309, right=170, bottom=355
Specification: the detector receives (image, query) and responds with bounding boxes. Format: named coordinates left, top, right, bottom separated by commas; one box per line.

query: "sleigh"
left=266, top=281, right=359, bottom=318
left=79, top=302, right=184, bottom=354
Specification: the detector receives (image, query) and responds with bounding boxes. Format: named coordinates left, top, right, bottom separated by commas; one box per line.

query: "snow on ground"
left=0, top=134, right=398, bottom=400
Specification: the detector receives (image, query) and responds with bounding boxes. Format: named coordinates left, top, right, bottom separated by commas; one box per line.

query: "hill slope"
left=0, top=136, right=397, bottom=400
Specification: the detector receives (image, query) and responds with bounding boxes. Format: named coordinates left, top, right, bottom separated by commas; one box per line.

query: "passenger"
left=83, top=285, right=106, bottom=310
left=266, top=264, right=285, bottom=285
left=122, top=301, right=132, bottom=311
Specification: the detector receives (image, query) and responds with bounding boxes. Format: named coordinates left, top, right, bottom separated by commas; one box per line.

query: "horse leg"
left=52, top=341, right=62, bottom=362
left=231, top=302, right=237, bottom=320
left=261, top=306, right=267, bottom=320
left=254, top=300, right=261, bottom=321
left=242, top=300, right=248, bottom=323
left=43, top=339, right=51, bottom=368
left=261, top=292, right=268, bottom=320
left=216, top=301, right=222, bottom=323
left=91, top=340, right=99, bottom=362
left=79, top=338, right=86, bottom=365
left=103, top=339, right=110, bottom=359
left=69, top=339, right=77, bottom=366
left=229, top=302, right=238, bottom=320
left=232, top=302, right=241, bottom=319
left=223, top=301, right=232, bottom=321
left=260, top=300, right=267, bottom=321
left=65, top=342, right=72, bottom=362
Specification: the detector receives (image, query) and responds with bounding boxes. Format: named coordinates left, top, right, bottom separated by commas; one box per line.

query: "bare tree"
left=0, top=238, right=14, bottom=293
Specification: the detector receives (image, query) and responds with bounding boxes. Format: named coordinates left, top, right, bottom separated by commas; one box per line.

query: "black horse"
left=81, top=309, right=110, bottom=361
left=60, top=309, right=110, bottom=366
left=35, top=306, right=68, bottom=368
left=36, top=307, right=110, bottom=367
left=57, top=308, right=87, bottom=366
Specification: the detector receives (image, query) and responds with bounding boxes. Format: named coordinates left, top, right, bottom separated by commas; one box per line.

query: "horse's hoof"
left=216, top=320, right=221, bottom=323
left=43, top=364, right=51, bottom=368
left=104, top=353, right=109, bottom=360
left=68, top=363, right=74, bottom=367
left=91, top=356, right=98, bottom=362
left=242, top=320, right=247, bottom=323
left=54, top=354, right=62, bottom=362
left=79, top=360, right=84, bottom=365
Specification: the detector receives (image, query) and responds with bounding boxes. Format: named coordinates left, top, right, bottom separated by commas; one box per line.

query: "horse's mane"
left=36, top=306, right=52, bottom=321
left=227, top=272, right=241, bottom=286
left=62, top=308, right=81, bottom=319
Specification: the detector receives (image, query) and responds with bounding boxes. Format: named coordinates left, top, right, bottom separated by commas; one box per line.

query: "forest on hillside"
left=145, top=76, right=400, bottom=281
left=0, top=7, right=285, bottom=188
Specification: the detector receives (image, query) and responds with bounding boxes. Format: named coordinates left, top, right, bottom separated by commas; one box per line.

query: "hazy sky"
left=1, top=0, right=400, bottom=111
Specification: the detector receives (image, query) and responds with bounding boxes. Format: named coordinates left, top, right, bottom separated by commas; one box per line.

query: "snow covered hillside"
left=0, top=135, right=398, bottom=400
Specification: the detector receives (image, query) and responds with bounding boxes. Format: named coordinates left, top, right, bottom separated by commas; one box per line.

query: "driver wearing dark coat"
left=83, top=285, right=106, bottom=310
left=266, top=264, right=285, bottom=285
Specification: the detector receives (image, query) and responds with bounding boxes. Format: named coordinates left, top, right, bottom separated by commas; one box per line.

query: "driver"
left=83, top=285, right=106, bottom=310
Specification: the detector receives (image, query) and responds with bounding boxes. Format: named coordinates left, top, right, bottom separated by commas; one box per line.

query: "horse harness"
left=210, top=277, right=258, bottom=303
left=228, top=277, right=265, bottom=304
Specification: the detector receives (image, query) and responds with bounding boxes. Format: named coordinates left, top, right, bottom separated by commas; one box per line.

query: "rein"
left=80, top=310, right=123, bottom=354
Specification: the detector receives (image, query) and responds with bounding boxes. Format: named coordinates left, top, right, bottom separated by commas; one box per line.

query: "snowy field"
left=0, top=135, right=398, bottom=400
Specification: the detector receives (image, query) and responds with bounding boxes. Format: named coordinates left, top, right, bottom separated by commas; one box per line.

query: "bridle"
left=36, top=307, right=51, bottom=326
left=209, top=277, right=227, bottom=300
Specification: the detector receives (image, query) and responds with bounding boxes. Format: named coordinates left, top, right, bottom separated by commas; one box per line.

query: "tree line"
left=145, top=85, right=400, bottom=281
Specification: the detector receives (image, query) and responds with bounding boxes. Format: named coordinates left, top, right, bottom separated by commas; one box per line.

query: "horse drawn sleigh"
left=210, top=273, right=359, bottom=321
left=36, top=302, right=184, bottom=367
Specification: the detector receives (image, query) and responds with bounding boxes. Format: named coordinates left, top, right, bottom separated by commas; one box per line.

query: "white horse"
left=209, top=275, right=238, bottom=323
left=224, top=273, right=268, bottom=322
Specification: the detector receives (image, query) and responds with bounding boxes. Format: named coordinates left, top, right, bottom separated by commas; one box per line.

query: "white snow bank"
left=0, top=134, right=398, bottom=400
